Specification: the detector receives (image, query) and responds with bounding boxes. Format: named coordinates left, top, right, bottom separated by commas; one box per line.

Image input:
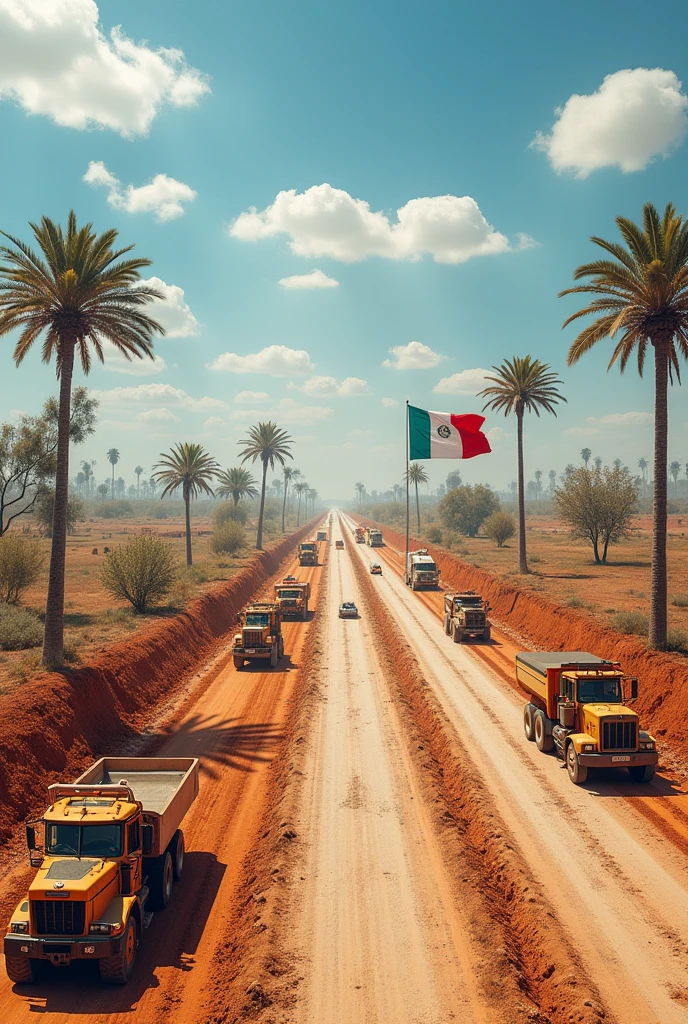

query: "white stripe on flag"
left=428, top=411, right=464, bottom=458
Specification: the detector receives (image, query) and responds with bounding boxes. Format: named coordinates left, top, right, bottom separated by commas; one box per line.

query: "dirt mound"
left=0, top=523, right=317, bottom=849
left=358, top=516, right=688, bottom=764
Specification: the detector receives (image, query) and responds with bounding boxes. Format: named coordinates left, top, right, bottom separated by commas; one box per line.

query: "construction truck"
left=516, top=651, right=658, bottom=786
left=354, top=526, right=365, bottom=544
left=444, top=591, right=491, bottom=642
left=365, top=528, right=383, bottom=547
left=298, top=541, right=318, bottom=566
left=274, top=580, right=310, bottom=620
left=4, top=757, right=199, bottom=985
left=233, top=602, right=284, bottom=668
left=316, top=530, right=327, bottom=542
left=405, top=549, right=440, bottom=590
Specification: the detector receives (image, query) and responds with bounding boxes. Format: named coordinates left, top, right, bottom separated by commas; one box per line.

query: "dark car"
left=339, top=601, right=358, bottom=619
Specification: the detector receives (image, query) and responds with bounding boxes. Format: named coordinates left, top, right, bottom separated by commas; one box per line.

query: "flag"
left=408, top=405, right=491, bottom=460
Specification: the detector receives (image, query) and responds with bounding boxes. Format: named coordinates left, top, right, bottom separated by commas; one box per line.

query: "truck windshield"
left=456, top=597, right=481, bottom=606
left=576, top=677, right=623, bottom=703
left=46, top=823, right=123, bottom=857
left=278, top=590, right=301, bottom=598
left=418, top=563, right=437, bottom=573
left=246, top=613, right=269, bottom=626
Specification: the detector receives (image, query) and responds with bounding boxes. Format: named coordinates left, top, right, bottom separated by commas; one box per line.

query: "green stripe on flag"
left=408, top=405, right=431, bottom=459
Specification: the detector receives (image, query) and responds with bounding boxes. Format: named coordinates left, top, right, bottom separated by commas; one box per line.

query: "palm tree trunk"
left=281, top=479, right=288, bottom=533
left=185, top=491, right=192, bottom=567
left=415, top=481, right=420, bottom=533
left=297, top=494, right=302, bottom=527
left=649, top=339, right=668, bottom=649
left=111, top=464, right=115, bottom=500
left=42, top=340, right=75, bottom=667
left=517, top=407, right=528, bottom=573
left=256, top=457, right=268, bottom=550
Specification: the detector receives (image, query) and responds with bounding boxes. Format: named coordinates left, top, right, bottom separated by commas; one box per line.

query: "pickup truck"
left=5, top=757, right=199, bottom=985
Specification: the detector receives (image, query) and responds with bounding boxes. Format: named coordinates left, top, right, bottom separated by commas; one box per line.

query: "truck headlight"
left=10, top=922, right=29, bottom=934
left=640, top=741, right=655, bottom=750
left=582, top=744, right=596, bottom=752
left=89, top=923, right=116, bottom=935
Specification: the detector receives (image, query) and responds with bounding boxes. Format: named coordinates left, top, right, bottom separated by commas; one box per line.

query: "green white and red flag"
left=408, top=404, right=491, bottom=460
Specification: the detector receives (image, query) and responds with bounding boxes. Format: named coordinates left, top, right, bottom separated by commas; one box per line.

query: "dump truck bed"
left=516, top=652, right=606, bottom=677
left=75, top=757, right=199, bottom=856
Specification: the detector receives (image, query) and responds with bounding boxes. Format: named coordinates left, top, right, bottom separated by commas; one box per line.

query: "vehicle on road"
left=339, top=601, right=359, bottom=618
left=517, top=651, right=658, bottom=785
left=4, top=757, right=199, bottom=985
left=316, top=530, right=327, bottom=542
left=444, top=591, right=491, bottom=642
left=405, top=549, right=440, bottom=590
left=370, top=563, right=382, bottom=575
left=298, top=541, right=318, bottom=566
left=335, top=540, right=344, bottom=550
left=274, top=580, right=310, bottom=620
left=365, top=528, right=383, bottom=547
left=354, top=527, right=365, bottom=543
left=282, top=574, right=297, bottom=583
left=233, top=602, right=284, bottom=668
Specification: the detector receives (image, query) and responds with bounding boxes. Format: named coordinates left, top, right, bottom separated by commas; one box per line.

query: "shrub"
left=610, top=610, right=648, bottom=636
left=671, top=594, right=688, bottom=608
left=0, top=603, right=43, bottom=650
left=99, top=500, right=134, bottom=519
left=567, top=595, right=586, bottom=609
left=438, top=484, right=499, bottom=538
left=482, top=511, right=515, bottom=548
left=210, top=520, right=246, bottom=555
left=425, top=525, right=442, bottom=544
left=0, top=534, right=44, bottom=603
left=214, top=503, right=248, bottom=527
left=101, top=536, right=178, bottom=613
left=34, top=490, right=85, bottom=537
left=666, top=627, right=688, bottom=652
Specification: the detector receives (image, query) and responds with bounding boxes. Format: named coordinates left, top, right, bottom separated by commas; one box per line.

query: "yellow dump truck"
left=233, top=602, right=284, bottom=668
left=274, top=580, right=310, bottom=620
left=443, top=591, right=491, bottom=642
left=516, top=652, right=658, bottom=785
left=4, top=757, right=199, bottom=985
left=316, top=530, right=327, bottom=542
left=298, top=541, right=318, bottom=566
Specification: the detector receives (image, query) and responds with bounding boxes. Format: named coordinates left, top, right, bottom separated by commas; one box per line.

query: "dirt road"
left=341, top=513, right=688, bottom=1024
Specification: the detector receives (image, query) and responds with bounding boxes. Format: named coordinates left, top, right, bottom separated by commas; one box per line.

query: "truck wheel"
left=534, top=711, right=553, bottom=753
left=171, top=829, right=185, bottom=880
left=5, top=956, right=37, bottom=984
left=523, top=704, right=536, bottom=741
left=99, top=916, right=138, bottom=984
left=233, top=656, right=244, bottom=670
left=444, top=615, right=451, bottom=636
left=270, top=644, right=278, bottom=668
left=628, top=764, right=656, bottom=783
left=566, top=744, right=587, bottom=785
left=149, top=850, right=174, bottom=911
left=482, top=626, right=491, bottom=642
left=452, top=625, right=464, bottom=644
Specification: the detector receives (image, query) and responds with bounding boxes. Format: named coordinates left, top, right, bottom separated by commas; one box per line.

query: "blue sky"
left=1, top=0, right=688, bottom=499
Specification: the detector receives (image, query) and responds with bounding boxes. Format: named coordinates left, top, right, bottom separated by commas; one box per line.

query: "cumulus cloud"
left=532, top=68, right=688, bottom=177
left=564, top=411, right=653, bottom=437
left=210, top=344, right=315, bottom=376
left=382, top=341, right=443, bottom=370
left=136, top=407, right=180, bottom=424
left=381, top=397, right=399, bottom=408
left=91, top=383, right=225, bottom=412
left=486, top=426, right=512, bottom=442
left=143, top=277, right=198, bottom=337
left=0, top=0, right=209, bottom=136
left=433, top=368, right=490, bottom=394
left=231, top=398, right=332, bottom=426
left=203, top=416, right=226, bottom=432
left=84, top=162, right=196, bottom=221
left=234, top=390, right=270, bottom=404
left=278, top=269, right=339, bottom=289
left=292, top=375, right=369, bottom=397
left=230, top=183, right=513, bottom=264
left=101, top=343, right=166, bottom=376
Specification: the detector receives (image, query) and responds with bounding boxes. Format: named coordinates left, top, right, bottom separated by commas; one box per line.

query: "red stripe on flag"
left=450, top=413, right=491, bottom=459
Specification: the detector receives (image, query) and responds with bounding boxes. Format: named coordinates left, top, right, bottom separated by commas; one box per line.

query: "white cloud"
left=532, top=68, right=688, bottom=177
left=278, top=269, right=339, bottom=289
left=234, top=390, right=270, bottom=404
left=203, top=416, right=226, bottom=432
left=143, top=277, right=198, bottom=337
left=102, top=344, right=166, bottom=376
left=596, top=411, right=653, bottom=426
left=0, top=0, right=209, bottom=136
left=136, top=408, right=180, bottom=424
left=91, top=383, right=225, bottom=412
left=486, top=426, right=513, bottom=442
left=433, top=368, right=490, bottom=394
left=293, top=375, right=369, bottom=397
left=382, top=341, right=443, bottom=370
left=210, top=344, right=315, bottom=376
left=84, top=162, right=196, bottom=221
left=230, top=183, right=513, bottom=264
left=230, top=398, right=333, bottom=426
left=564, top=426, right=600, bottom=438
left=381, top=397, right=399, bottom=408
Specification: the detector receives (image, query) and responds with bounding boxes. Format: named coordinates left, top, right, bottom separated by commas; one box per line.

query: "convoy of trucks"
left=404, top=549, right=441, bottom=590
left=298, top=541, right=319, bottom=566
left=444, top=591, right=491, bottom=642
left=233, top=602, right=285, bottom=668
left=4, top=757, right=199, bottom=985
left=274, top=580, right=310, bottom=620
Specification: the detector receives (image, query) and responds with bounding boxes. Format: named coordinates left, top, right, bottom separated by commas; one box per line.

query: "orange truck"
left=354, top=526, right=365, bottom=543
left=516, top=651, right=658, bottom=785
left=273, top=580, right=310, bottom=620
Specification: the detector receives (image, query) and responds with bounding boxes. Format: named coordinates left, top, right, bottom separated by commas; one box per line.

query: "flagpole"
left=405, top=398, right=410, bottom=584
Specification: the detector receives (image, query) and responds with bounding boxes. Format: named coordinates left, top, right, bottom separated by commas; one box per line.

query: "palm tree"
left=97, top=483, right=108, bottom=501
left=561, top=203, right=688, bottom=649
left=81, top=459, right=94, bottom=496
left=106, top=447, right=120, bottom=499
left=216, top=466, right=259, bottom=505
left=392, top=483, right=401, bottom=503
left=593, top=456, right=602, bottom=470
left=272, top=477, right=283, bottom=501
left=446, top=470, right=462, bottom=491
left=670, top=460, right=681, bottom=495
left=134, top=464, right=144, bottom=498
left=239, top=422, right=293, bottom=550
left=534, top=468, right=543, bottom=499
left=0, top=211, right=163, bottom=666
left=405, top=462, right=429, bottom=532
left=480, top=357, right=566, bottom=573
left=638, top=457, right=648, bottom=488
left=153, top=443, right=219, bottom=566
left=548, top=469, right=556, bottom=495
left=355, top=481, right=365, bottom=505
left=75, top=470, right=86, bottom=496
left=580, top=447, right=592, bottom=466
left=281, top=466, right=294, bottom=532
left=308, top=488, right=318, bottom=517
left=294, top=481, right=307, bottom=525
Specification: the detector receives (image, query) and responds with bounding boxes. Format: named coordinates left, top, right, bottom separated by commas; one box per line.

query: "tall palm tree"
left=355, top=481, right=365, bottom=505
left=480, top=357, right=566, bottom=574
left=580, top=447, right=592, bottom=466
left=308, top=487, right=318, bottom=517
left=153, top=443, right=219, bottom=566
left=534, top=468, right=543, bottom=499
left=638, top=457, right=648, bottom=487
left=670, top=460, right=681, bottom=495
left=294, top=481, right=307, bottom=525
left=134, top=464, right=144, bottom=498
left=281, top=466, right=294, bottom=533
left=216, top=466, right=259, bottom=505
left=0, top=211, right=163, bottom=666
left=560, top=203, right=688, bottom=649
left=404, top=462, right=429, bottom=532
left=593, top=456, right=602, bottom=470
left=239, top=422, right=293, bottom=550
left=106, top=447, right=120, bottom=500
left=81, top=459, right=94, bottom=496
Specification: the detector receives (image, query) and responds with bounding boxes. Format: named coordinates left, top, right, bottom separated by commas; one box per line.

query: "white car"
left=339, top=601, right=359, bottom=619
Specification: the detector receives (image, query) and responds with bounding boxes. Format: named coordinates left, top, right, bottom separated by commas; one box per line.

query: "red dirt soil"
left=356, top=516, right=688, bottom=765
left=0, top=522, right=318, bottom=850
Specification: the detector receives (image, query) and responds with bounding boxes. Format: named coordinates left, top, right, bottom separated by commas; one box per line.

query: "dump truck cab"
left=365, top=528, right=383, bottom=547
left=354, top=527, right=365, bottom=543
left=233, top=602, right=284, bottom=668
left=516, top=652, right=658, bottom=785
left=316, top=530, right=327, bottom=542
left=274, top=581, right=310, bottom=620
left=444, top=591, right=491, bottom=642
left=405, top=549, right=440, bottom=590
left=298, top=542, right=318, bottom=566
